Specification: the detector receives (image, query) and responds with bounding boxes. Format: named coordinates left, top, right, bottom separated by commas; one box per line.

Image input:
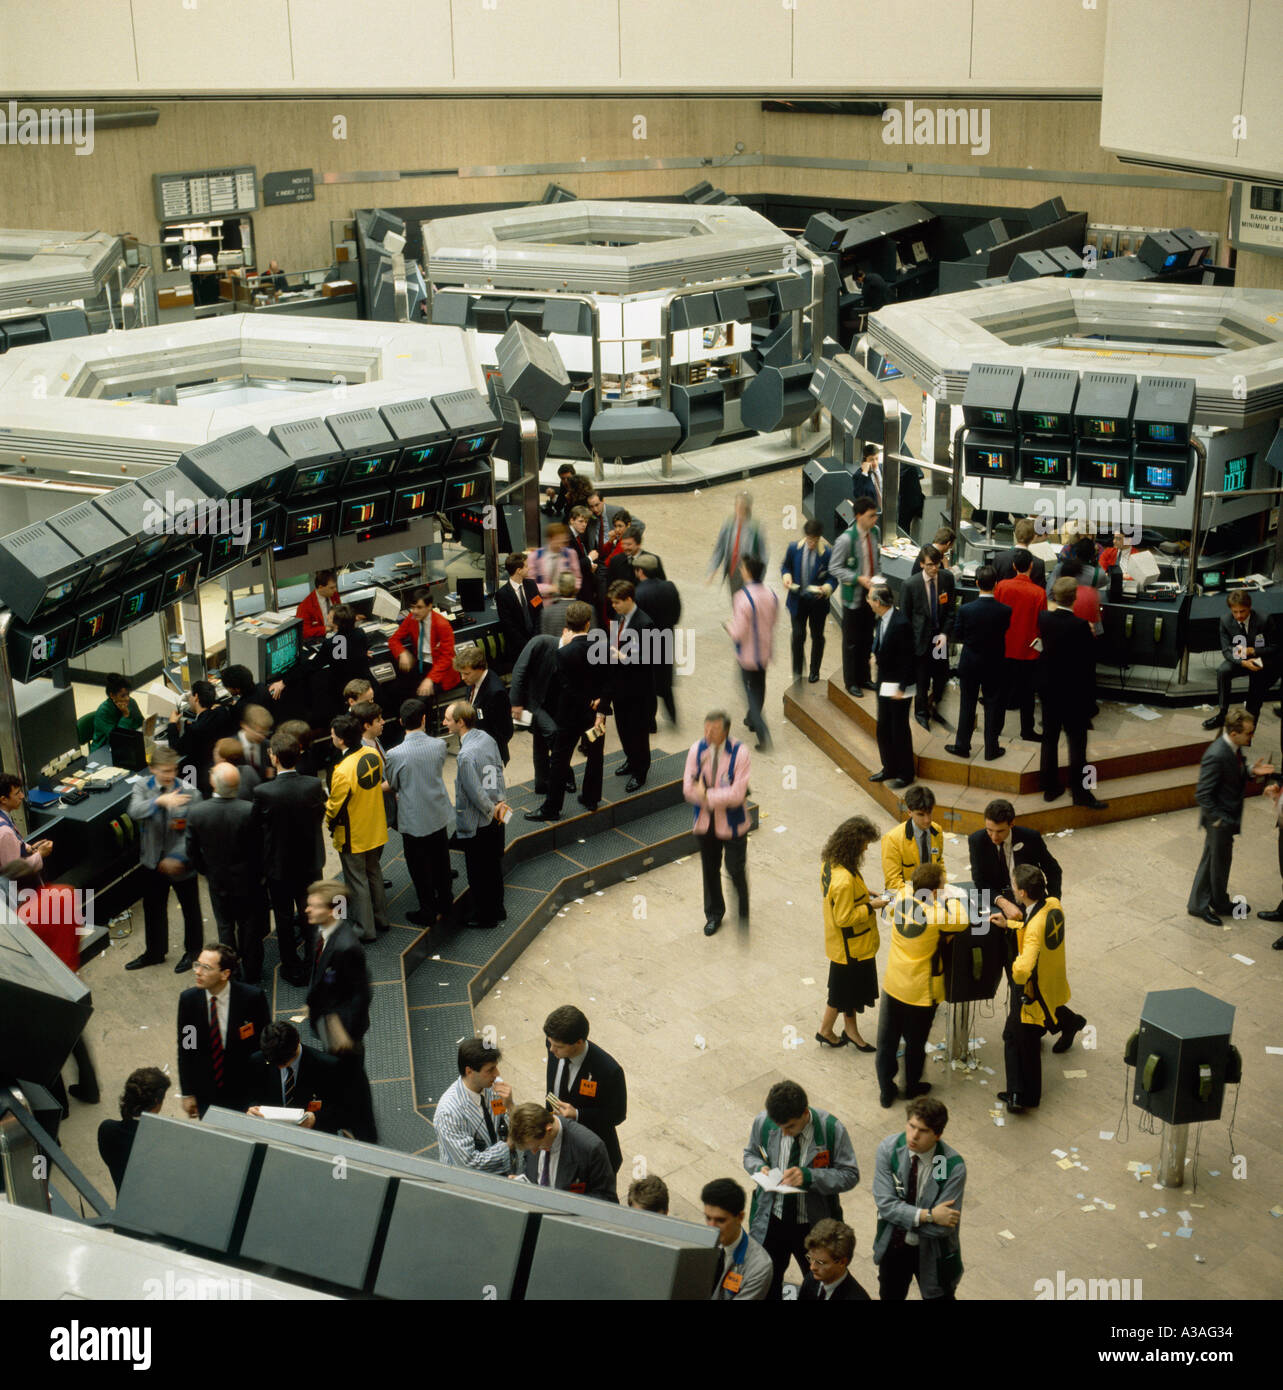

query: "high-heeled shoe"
left=815, top=1032, right=847, bottom=1048
left=845, top=1037, right=876, bottom=1053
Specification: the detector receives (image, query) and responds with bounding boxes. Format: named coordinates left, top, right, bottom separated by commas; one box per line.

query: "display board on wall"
left=1231, top=182, right=1283, bottom=259
left=153, top=166, right=258, bottom=222
left=263, top=169, right=315, bottom=207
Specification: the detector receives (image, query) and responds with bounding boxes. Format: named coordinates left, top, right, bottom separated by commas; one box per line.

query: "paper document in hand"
left=257, top=1106, right=307, bottom=1123
left=878, top=682, right=904, bottom=698
left=752, top=1168, right=789, bottom=1192
left=514, top=710, right=534, bottom=727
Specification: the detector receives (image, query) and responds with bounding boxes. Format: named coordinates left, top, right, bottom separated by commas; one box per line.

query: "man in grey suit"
left=541, top=570, right=579, bottom=636
left=445, top=700, right=510, bottom=930
left=508, top=1102, right=618, bottom=1202
left=384, top=698, right=453, bottom=929
left=1187, top=705, right=1275, bottom=925
left=872, top=1096, right=965, bottom=1301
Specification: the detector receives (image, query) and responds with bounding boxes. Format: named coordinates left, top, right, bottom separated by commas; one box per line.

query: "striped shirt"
left=727, top=581, right=779, bottom=671
left=434, top=1076, right=513, bottom=1173
left=384, top=730, right=451, bottom=837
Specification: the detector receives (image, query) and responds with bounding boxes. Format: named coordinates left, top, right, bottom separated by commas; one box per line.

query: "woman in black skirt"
left=817, top=816, right=888, bottom=1052
left=97, top=1066, right=170, bottom=1196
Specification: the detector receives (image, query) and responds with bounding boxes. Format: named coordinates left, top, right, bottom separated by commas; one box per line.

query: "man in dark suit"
left=568, top=505, right=599, bottom=603
left=868, top=587, right=916, bottom=790
left=246, top=1020, right=345, bottom=1134
left=543, top=1004, right=627, bottom=1175
left=606, top=580, right=656, bottom=792
left=525, top=603, right=607, bottom=821
left=946, top=565, right=1011, bottom=762
left=1204, top=590, right=1274, bottom=730
left=508, top=1103, right=619, bottom=1202
left=510, top=632, right=571, bottom=799
left=304, top=880, right=376, bottom=1141
left=177, top=942, right=270, bottom=1118
left=968, top=798, right=1063, bottom=923
left=1187, top=707, right=1274, bottom=925
left=606, top=526, right=666, bottom=590
left=252, top=731, right=326, bottom=986
left=161, top=679, right=235, bottom=795
left=799, top=1219, right=872, bottom=1301
left=993, top=518, right=1047, bottom=588
left=780, top=520, right=833, bottom=684
left=901, top=544, right=955, bottom=732
left=494, top=551, right=541, bottom=670
left=455, top=644, right=513, bottom=765
left=635, top=554, right=682, bottom=725
left=1037, top=578, right=1107, bottom=810
left=185, top=763, right=269, bottom=984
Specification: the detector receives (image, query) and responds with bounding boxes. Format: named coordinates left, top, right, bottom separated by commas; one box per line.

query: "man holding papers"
left=867, top=587, right=917, bottom=790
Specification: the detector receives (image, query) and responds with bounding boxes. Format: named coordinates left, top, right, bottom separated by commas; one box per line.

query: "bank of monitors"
left=281, top=499, right=339, bottom=547
left=337, top=490, right=392, bottom=536
left=71, top=591, right=124, bottom=658
left=963, top=435, right=1016, bottom=480
left=962, top=362, right=1021, bottom=433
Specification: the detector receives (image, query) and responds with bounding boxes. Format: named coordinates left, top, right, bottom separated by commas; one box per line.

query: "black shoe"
left=68, top=1084, right=100, bottom=1104
left=383, top=880, right=393, bottom=890
left=907, top=1082, right=931, bottom=1098
left=1021, top=728, right=1041, bottom=741
left=737, top=903, right=749, bottom=921
left=1273, top=936, right=1283, bottom=950
left=879, top=1088, right=897, bottom=1109
left=849, top=1039, right=877, bottom=1054
left=1202, top=711, right=1226, bottom=730
left=846, top=685, right=865, bottom=697
left=985, top=747, right=1006, bottom=761
left=524, top=810, right=560, bottom=823
left=931, top=712, right=952, bottom=730
left=1190, top=908, right=1222, bottom=926
left=625, top=777, right=646, bottom=793
left=808, top=674, right=820, bottom=684
left=1043, top=788, right=1061, bottom=802
left=868, top=771, right=892, bottom=783
left=577, top=798, right=600, bottom=812
left=174, top=953, right=195, bottom=974
left=1275, top=707, right=1283, bottom=719
left=1073, top=796, right=1109, bottom=811
left=944, top=744, right=970, bottom=758
left=703, top=918, right=721, bottom=936
left=997, top=1091, right=1025, bottom=1113
left=565, top=777, right=577, bottom=793
left=1257, top=908, right=1283, bottom=922
left=406, top=909, right=434, bottom=926
left=816, top=1031, right=847, bottom=1048
left=125, top=953, right=163, bottom=971
left=463, top=919, right=496, bottom=930
left=890, top=778, right=913, bottom=790
left=614, top=765, right=632, bottom=777
left=1052, top=1014, right=1086, bottom=1054
left=915, top=713, right=931, bottom=732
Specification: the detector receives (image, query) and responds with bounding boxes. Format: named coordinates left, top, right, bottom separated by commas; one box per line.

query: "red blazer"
left=296, top=589, right=327, bottom=640
left=994, top=574, right=1047, bottom=661
left=388, top=610, right=462, bottom=691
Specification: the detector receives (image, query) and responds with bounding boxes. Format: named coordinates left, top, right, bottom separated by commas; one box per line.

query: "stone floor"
left=50, top=464, right=1283, bottom=1301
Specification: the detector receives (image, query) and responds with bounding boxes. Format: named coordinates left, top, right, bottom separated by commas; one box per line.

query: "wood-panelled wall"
left=0, top=99, right=1229, bottom=274
left=1234, top=250, right=1283, bottom=291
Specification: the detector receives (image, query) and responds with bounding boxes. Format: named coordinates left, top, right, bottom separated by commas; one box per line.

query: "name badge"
left=569, top=1180, right=586, bottom=1194
left=238, top=1022, right=254, bottom=1040
left=812, top=1149, right=831, bottom=1169
left=530, top=594, right=543, bottom=608
left=939, top=593, right=949, bottom=604
left=578, top=1078, right=598, bottom=1098
left=307, top=1100, right=321, bottom=1112
left=491, top=1098, right=506, bottom=1115
left=722, top=1271, right=743, bottom=1293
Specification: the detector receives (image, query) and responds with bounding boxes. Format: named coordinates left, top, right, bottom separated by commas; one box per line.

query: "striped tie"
left=209, top=996, right=225, bottom=1090
left=283, top=1063, right=296, bottom=1107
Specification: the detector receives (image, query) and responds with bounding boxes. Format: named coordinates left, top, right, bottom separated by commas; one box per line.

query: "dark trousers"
left=267, top=875, right=310, bottom=978
left=697, top=831, right=748, bottom=923
left=460, top=821, right=505, bottom=925
left=209, top=885, right=269, bottom=985
left=790, top=599, right=827, bottom=679
left=615, top=696, right=653, bottom=782
left=542, top=724, right=603, bottom=815
left=334, top=1047, right=378, bottom=1144
left=1217, top=659, right=1268, bottom=717
left=402, top=826, right=454, bottom=918
left=1005, top=658, right=1039, bottom=736
left=913, top=647, right=949, bottom=719
left=875, top=694, right=915, bottom=780
left=531, top=710, right=576, bottom=794
left=878, top=1241, right=955, bottom=1302
left=955, top=664, right=1006, bottom=756
left=142, top=868, right=203, bottom=961
left=654, top=662, right=677, bottom=723
left=1187, top=821, right=1237, bottom=914
left=1040, top=702, right=1089, bottom=799
left=842, top=602, right=874, bottom=689
left=876, top=995, right=936, bottom=1095
left=1002, top=987, right=1044, bottom=1107
left=741, top=666, right=770, bottom=747
left=762, top=1213, right=809, bottom=1301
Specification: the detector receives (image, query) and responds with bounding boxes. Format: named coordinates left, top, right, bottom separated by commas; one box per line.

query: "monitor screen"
left=1222, top=455, right=1251, bottom=493
left=1080, top=416, right=1123, bottom=438
left=343, top=451, right=398, bottom=486
left=337, top=491, right=391, bottom=535
left=392, top=480, right=444, bottom=522
left=397, top=440, right=451, bottom=477
left=288, top=461, right=343, bottom=497
left=1076, top=454, right=1124, bottom=488
left=978, top=408, right=1009, bottom=428
left=264, top=625, right=302, bottom=680
left=1145, top=422, right=1177, bottom=443
left=1024, top=412, right=1064, bottom=433
left=86, top=552, right=129, bottom=590
left=876, top=358, right=903, bottom=381
left=1128, top=456, right=1187, bottom=501
left=1163, top=253, right=1178, bottom=268
left=204, top=531, right=243, bottom=578
left=71, top=594, right=122, bottom=657
left=1019, top=449, right=1072, bottom=485
left=282, top=502, right=336, bottom=546
left=117, top=573, right=163, bottom=629
left=963, top=440, right=1015, bottom=479
left=131, top=533, right=171, bottom=569
left=10, top=616, right=75, bottom=683
left=443, top=472, right=487, bottom=507
left=245, top=511, right=277, bottom=552
left=447, top=431, right=497, bottom=463
left=36, top=571, right=86, bottom=616
left=161, top=555, right=200, bottom=605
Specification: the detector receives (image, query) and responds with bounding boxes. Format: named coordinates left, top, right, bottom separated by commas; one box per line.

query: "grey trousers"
left=340, top=846, right=389, bottom=941
left=1187, top=822, right=1236, bottom=914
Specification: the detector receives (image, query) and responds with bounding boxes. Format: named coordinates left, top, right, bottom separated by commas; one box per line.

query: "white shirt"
left=1002, top=835, right=1016, bottom=889
left=554, top=1047, right=588, bottom=1105
left=538, top=1120, right=565, bottom=1187
left=318, top=917, right=343, bottom=950
left=771, top=1115, right=811, bottom=1220
left=905, top=1142, right=937, bottom=1244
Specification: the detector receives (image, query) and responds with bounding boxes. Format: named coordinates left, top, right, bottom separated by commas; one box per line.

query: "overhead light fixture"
left=0, top=475, right=112, bottom=494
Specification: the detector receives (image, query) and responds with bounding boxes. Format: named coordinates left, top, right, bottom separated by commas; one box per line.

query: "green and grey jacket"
left=872, top=1131, right=965, bottom=1298
left=741, top=1106, right=860, bottom=1243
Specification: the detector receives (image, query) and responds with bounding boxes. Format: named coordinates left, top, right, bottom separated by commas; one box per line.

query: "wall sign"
left=263, top=169, right=315, bottom=207
left=1231, top=182, right=1283, bottom=259
left=154, top=166, right=258, bottom=221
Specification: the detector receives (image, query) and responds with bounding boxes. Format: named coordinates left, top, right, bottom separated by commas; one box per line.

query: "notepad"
left=256, top=1106, right=306, bottom=1123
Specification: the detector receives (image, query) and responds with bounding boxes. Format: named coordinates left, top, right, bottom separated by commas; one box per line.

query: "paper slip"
left=1081, top=1205, right=1096, bottom=1212
left=290, top=1015, right=307, bottom=1024
left=1139, top=1211, right=1149, bottom=1218
left=1126, top=704, right=1162, bottom=721
left=1100, top=1131, right=1115, bottom=1141
left=1147, top=1243, right=1158, bottom=1250
left=514, top=710, right=533, bottom=727
left=1056, top=1157, right=1075, bottom=1170
left=752, top=1168, right=792, bottom=1193
left=994, top=1117, right=1005, bottom=1126
left=1232, top=954, right=1255, bottom=965
left=801, top=977, right=815, bottom=985
left=1051, top=1148, right=1069, bottom=1159
left=998, top=1229, right=1016, bottom=1241
left=1266, top=1047, right=1283, bottom=1056
left=1178, top=1210, right=1192, bottom=1223
left=774, top=824, right=788, bottom=833
left=1063, top=1069, right=1088, bottom=1079
left=1175, top=1227, right=1194, bottom=1239
left=257, top=1106, right=306, bottom=1123
left=878, top=681, right=904, bottom=698
left=1270, top=1205, right=1283, bottom=1218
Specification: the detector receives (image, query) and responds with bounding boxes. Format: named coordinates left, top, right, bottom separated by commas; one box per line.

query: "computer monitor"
left=1074, top=446, right=1127, bottom=489
left=263, top=623, right=303, bottom=681
left=178, top=427, right=294, bottom=503
left=442, top=469, right=489, bottom=509
left=379, top=398, right=451, bottom=478
left=1128, top=452, right=1189, bottom=504
left=45, top=500, right=137, bottom=595
left=71, top=591, right=124, bottom=658
left=392, top=479, right=445, bottom=522
left=0, top=522, right=90, bottom=623
left=280, top=499, right=338, bottom=547
left=6, top=616, right=75, bottom=683
left=447, top=431, right=497, bottom=464
left=432, top=390, right=502, bottom=460
left=116, top=570, right=164, bottom=631
left=395, top=439, right=452, bottom=479
left=287, top=460, right=345, bottom=498
left=962, top=435, right=1016, bottom=480
left=1222, top=454, right=1252, bottom=493
left=341, top=450, right=399, bottom=487
left=1018, top=444, right=1072, bottom=485
left=336, top=490, right=392, bottom=536
left=160, top=550, right=201, bottom=606
left=110, top=725, right=147, bottom=772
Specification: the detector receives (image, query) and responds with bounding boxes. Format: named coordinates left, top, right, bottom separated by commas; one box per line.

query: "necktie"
left=785, top=1134, right=802, bottom=1220
left=539, top=1150, right=551, bottom=1186
left=283, top=1063, right=296, bottom=1107
left=872, top=468, right=883, bottom=511
left=864, top=532, right=874, bottom=578
left=419, top=619, right=429, bottom=674
left=559, top=1061, right=573, bottom=1103
left=482, top=1094, right=497, bottom=1145
left=891, top=1154, right=920, bottom=1249
left=874, top=620, right=883, bottom=655
left=209, top=996, right=225, bottom=1091
left=918, top=828, right=930, bottom=865
left=712, top=1247, right=728, bottom=1295
left=804, top=548, right=813, bottom=587
left=928, top=579, right=939, bottom=630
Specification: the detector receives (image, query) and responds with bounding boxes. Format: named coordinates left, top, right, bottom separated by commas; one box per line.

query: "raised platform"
left=264, top=747, right=757, bottom=1154
left=782, top=675, right=1250, bottom=835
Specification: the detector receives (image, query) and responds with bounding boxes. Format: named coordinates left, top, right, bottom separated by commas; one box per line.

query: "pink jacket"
left=0, top=814, right=41, bottom=873
left=683, top=736, right=752, bottom=839
left=726, top=581, right=779, bottom=671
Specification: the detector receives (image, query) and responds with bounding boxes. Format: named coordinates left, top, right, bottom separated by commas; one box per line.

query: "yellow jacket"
left=326, top=746, right=388, bottom=854
left=1006, top=896, right=1071, bottom=1028
left=881, top=886, right=967, bottom=1008
left=822, top=862, right=879, bottom=965
left=881, top=818, right=947, bottom=894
